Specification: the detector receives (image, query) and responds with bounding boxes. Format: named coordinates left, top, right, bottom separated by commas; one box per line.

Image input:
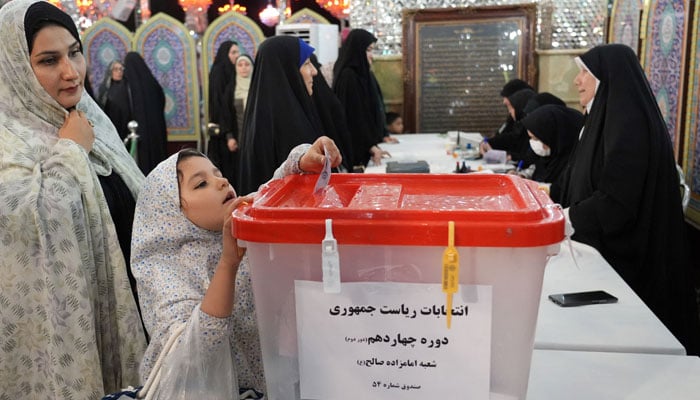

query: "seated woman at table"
left=481, top=87, right=536, bottom=165
left=522, top=91, right=567, bottom=115
left=560, top=43, right=699, bottom=355
left=519, top=104, right=583, bottom=202
left=484, top=79, right=534, bottom=141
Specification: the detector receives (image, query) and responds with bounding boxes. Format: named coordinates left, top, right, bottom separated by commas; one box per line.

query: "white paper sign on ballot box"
left=295, top=281, right=493, bottom=399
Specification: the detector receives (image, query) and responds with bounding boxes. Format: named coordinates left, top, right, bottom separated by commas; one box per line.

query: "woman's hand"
left=370, top=145, right=391, bottom=166
left=227, top=137, right=238, bottom=152
left=479, top=140, right=492, bottom=155
left=383, top=135, right=399, bottom=144
left=299, top=136, right=342, bottom=173
left=59, top=109, right=94, bottom=152
left=220, top=195, right=253, bottom=269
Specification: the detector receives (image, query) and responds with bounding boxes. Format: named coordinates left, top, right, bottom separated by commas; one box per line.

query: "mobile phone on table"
left=548, top=290, right=618, bottom=307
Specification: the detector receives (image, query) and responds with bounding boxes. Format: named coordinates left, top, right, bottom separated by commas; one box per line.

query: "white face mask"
left=529, top=139, right=551, bottom=157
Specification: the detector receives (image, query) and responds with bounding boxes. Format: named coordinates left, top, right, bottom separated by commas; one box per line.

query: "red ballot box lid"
left=232, top=173, right=564, bottom=247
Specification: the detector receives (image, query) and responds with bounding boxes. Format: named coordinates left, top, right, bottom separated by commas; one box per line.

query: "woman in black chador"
left=238, top=36, right=323, bottom=194
left=561, top=43, right=699, bottom=354
left=309, top=53, right=353, bottom=172
left=123, top=51, right=168, bottom=175
left=333, top=29, right=388, bottom=169
left=520, top=104, right=583, bottom=202
left=207, top=40, right=239, bottom=185
left=98, top=60, right=130, bottom=140
left=485, top=87, right=536, bottom=164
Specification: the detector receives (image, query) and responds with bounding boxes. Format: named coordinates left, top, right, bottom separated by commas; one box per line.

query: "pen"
left=516, top=160, right=524, bottom=172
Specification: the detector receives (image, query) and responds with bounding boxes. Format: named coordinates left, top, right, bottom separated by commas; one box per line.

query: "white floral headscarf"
left=132, top=152, right=266, bottom=391
left=0, top=0, right=146, bottom=397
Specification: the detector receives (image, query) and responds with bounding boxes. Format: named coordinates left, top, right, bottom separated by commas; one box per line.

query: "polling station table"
left=365, top=132, right=513, bottom=174
left=536, top=241, right=686, bottom=355
left=364, top=133, right=686, bottom=356
left=526, top=350, right=700, bottom=399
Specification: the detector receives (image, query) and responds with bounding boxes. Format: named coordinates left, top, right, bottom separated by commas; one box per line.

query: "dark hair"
left=176, top=148, right=207, bottom=186
left=176, top=148, right=206, bottom=164
left=385, top=112, right=401, bottom=125
left=500, top=79, right=534, bottom=97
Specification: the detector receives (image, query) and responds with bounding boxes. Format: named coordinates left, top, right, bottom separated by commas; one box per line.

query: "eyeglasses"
left=113, top=66, right=125, bottom=72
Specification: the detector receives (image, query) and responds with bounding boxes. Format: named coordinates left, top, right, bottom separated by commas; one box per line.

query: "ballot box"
left=232, top=174, right=564, bottom=400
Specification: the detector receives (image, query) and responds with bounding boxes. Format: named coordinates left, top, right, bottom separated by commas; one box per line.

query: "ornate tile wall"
left=349, top=0, right=608, bottom=55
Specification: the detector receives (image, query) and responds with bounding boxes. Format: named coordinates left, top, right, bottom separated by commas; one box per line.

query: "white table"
left=527, top=349, right=700, bottom=399
left=536, top=241, right=686, bottom=355
left=367, top=134, right=685, bottom=355
left=366, top=133, right=514, bottom=174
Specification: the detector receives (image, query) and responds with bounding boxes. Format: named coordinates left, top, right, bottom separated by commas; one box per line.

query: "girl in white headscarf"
left=0, top=0, right=146, bottom=398
left=131, top=137, right=341, bottom=397
left=234, top=54, right=254, bottom=112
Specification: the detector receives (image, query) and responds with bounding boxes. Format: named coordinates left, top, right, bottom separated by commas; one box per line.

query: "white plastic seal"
left=322, top=218, right=341, bottom=293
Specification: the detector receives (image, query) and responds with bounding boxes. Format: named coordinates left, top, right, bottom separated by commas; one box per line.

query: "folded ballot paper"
left=386, top=160, right=430, bottom=173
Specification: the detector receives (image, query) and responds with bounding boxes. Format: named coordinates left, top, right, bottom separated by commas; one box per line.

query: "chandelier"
left=258, top=1, right=291, bottom=28
left=258, top=3, right=279, bottom=27
left=315, top=0, right=350, bottom=19
left=179, top=0, right=212, bottom=12
left=218, top=4, right=247, bottom=15
left=76, top=0, right=92, bottom=14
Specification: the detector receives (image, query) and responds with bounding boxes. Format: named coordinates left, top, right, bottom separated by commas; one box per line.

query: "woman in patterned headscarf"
left=0, top=0, right=146, bottom=398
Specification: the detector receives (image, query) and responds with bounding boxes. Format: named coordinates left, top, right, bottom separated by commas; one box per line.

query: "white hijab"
left=131, top=152, right=265, bottom=391
left=0, top=0, right=146, bottom=397
left=234, top=54, right=254, bottom=109
left=574, top=55, right=600, bottom=114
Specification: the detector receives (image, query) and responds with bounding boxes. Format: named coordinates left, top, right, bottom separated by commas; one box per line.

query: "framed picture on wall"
left=402, top=5, right=537, bottom=135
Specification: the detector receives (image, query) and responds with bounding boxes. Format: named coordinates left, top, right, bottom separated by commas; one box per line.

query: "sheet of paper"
left=314, top=144, right=332, bottom=193
left=295, top=281, right=492, bottom=400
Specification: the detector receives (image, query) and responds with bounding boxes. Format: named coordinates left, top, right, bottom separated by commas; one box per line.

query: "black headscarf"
left=521, top=104, right=582, bottom=200
left=24, top=1, right=81, bottom=53
left=523, top=92, right=566, bottom=115
left=208, top=40, right=236, bottom=125
left=507, top=88, right=536, bottom=121
left=333, top=29, right=384, bottom=168
left=123, top=51, right=168, bottom=175
left=310, top=54, right=353, bottom=172
left=500, top=78, right=534, bottom=97
left=560, top=44, right=699, bottom=354
left=207, top=41, right=238, bottom=186
left=98, top=60, right=131, bottom=141
left=238, top=36, right=323, bottom=194
left=488, top=88, right=536, bottom=163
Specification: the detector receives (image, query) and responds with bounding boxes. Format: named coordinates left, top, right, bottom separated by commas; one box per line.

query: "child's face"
left=178, top=156, right=236, bottom=231
left=387, top=117, right=404, bottom=134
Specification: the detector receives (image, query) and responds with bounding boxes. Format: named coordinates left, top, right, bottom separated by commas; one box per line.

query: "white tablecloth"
left=365, top=133, right=513, bottom=174
left=527, top=349, right=700, bottom=399
left=536, top=241, right=686, bottom=355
